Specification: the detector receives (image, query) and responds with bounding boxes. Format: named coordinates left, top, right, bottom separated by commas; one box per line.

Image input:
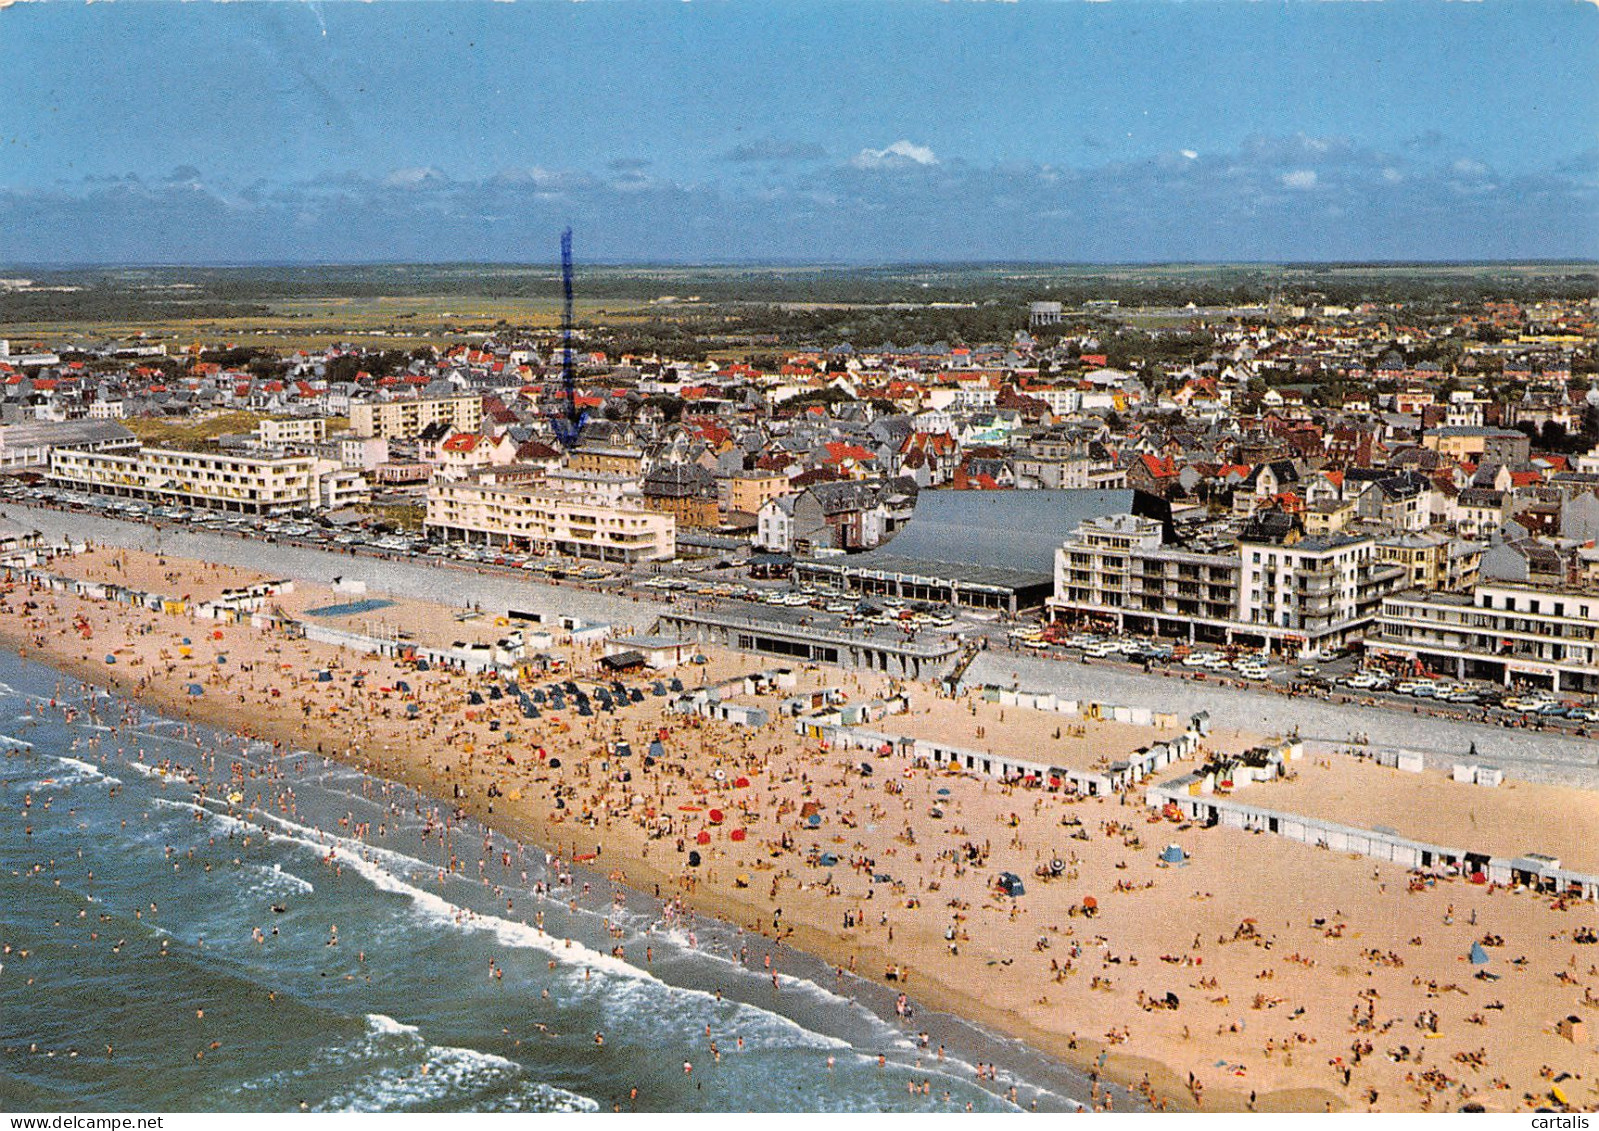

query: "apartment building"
left=725, top=470, right=792, bottom=517
left=349, top=395, right=482, bottom=440
left=255, top=416, right=327, bottom=448
left=425, top=469, right=674, bottom=563
left=1051, top=514, right=1242, bottom=641
left=47, top=445, right=340, bottom=514
left=567, top=445, right=647, bottom=477
left=1049, top=514, right=1404, bottom=653
left=1372, top=582, right=1599, bottom=694
left=1238, top=533, right=1404, bottom=650
left=1376, top=532, right=1482, bottom=593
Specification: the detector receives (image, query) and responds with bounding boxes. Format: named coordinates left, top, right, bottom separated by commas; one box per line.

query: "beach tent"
left=614, top=741, right=634, bottom=759
left=807, top=814, right=821, bottom=828
left=468, top=690, right=484, bottom=705
left=186, top=684, right=204, bottom=696
left=648, top=739, right=665, bottom=759
left=818, top=853, right=839, bottom=867
left=998, top=872, right=1026, bottom=898
left=104, top=654, right=117, bottom=664
left=688, top=850, right=702, bottom=867
left=1469, top=941, right=1490, bottom=965
left=488, top=686, right=503, bottom=700
left=652, top=681, right=668, bottom=696
left=936, top=788, right=952, bottom=797
left=532, top=689, right=547, bottom=704
left=630, top=689, right=644, bottom=703
left=696, top=830, right=711, bottom=845
left=316, top=669, right=332, bottom=682
left=415, top=660, right=430, bottom=672
left=669, top=678, right=684, bottom=693
left=396, top=680, right=411, bottom=693
left=1161, top=845, right=1186, bottom=865
left=577, top=703, right=594, bottom=717
left=522, top=705, right=540, bottom=719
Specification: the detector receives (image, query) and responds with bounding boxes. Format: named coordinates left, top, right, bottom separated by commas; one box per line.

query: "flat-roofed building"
left=350, top=395, right=482, bottom=440
left=255, top=416, right=327, bottom=448
left=1049, top=514, right=1404, bottom=653
left=425, top=468, right=674, bottom=563
left=1372, top=581, right=1599, bottom=694
left=47, top=445, right=345, bottom=514
left=0, top=419, right=138, bottom=469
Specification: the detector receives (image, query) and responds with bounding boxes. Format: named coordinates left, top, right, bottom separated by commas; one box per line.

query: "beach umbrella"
left=807, top=814, right=821, bottom=828
left=652, top=682, right=668, bottom=696
left=186, top=683, right=204, bottom=696
left=548, top=757, right=561, bottom=769
left=1082, top=895, right=1098, bottom=912
left=669, top=678, right=684, bottom=692
left=818, top=853, right=838, bottom=867
left=998, top=872, right=1025, bottom=897
left=629, top=689, right=644, bottom=703
left=730, top=828, right=747, bottom=842
left=708, top=808, right=725, bottom=825
left=407, top=703, right=419, bottom=717
left=936, top=788, right=952, bottom=797
left=181, top=638, right=191, bottom=645
left=1469, top=941, right=1490, bottom=965
left=396, top=680, right=410, bottom=693
left=734, top=776, right=750, bottom=788
left=532, top=688, right=547, bottom=703
left=104, top=654, right=116, bottom=664
left=1161, top=845, right=1186, bottom=865
left=468, top=690, right=484, bottom=705
left=696, top=830, right=711, bottom=845
left=578, top=703, right=593, bottom=717
left=522, top=705, right=540, bottom=719
left=687, top=850, right=702, bottom=868
left=489, top=686, right=503, bottom=700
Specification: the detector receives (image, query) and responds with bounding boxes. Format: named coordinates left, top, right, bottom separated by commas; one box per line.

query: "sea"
left=0, top=649, right=1112, bottom=1113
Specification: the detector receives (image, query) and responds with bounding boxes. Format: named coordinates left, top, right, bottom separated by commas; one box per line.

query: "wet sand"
left=5, top=544, right=1599, bottom=1113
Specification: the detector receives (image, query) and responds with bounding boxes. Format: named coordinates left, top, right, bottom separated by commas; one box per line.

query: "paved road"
left=4, top=504, right=664, bottom=632
left=966, top=648, right=1599, bottom=791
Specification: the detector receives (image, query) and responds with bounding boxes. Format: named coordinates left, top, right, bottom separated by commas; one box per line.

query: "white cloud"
left=1180, top=149, right=1198, bottom=160
left=849, top=140, right=938, bottom=170
left=1281, top=169, right=1318, bottom=190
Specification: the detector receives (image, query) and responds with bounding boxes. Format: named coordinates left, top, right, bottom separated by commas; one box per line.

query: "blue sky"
left=1, top=1, right=1595, bottom=264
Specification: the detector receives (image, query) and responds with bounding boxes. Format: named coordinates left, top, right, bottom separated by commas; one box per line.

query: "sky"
left=1, top=0, right=1595, bottom=265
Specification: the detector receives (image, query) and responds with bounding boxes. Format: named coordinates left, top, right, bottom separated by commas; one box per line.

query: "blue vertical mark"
left=551, top=227, right=589, bottom=450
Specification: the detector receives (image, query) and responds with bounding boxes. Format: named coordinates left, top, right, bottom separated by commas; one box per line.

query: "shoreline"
left=3, top=639, right=1137, bottom=1113
left=13, top=547, right=1595, bottom=1113
left=0, top=605, right=1253, bottom=1112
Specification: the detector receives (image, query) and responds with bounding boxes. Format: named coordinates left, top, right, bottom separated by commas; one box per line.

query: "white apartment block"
left=425, top=471, right=674, bottom=563
left=349, top=395, right=482, bottom=440
left=1049, top=514, right=1404, bottom=653
left=1372, top=582, right=1599, bottom=694
left=48, top=445, right=364, bottom=514
left=255, top=416, right=328, bottom=448
left=88, top=400, right=126, bottom=420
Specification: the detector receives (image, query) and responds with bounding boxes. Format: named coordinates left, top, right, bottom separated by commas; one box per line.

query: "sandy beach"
left=5, top=543, right=1598, bottom=1112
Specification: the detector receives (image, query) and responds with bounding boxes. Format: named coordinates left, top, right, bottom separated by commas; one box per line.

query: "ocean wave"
left=238, top=1012, right=596, bottom=1113
left=55, top=754, right=121, bottom=786
left=0, top=733, right=35, bottom=751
